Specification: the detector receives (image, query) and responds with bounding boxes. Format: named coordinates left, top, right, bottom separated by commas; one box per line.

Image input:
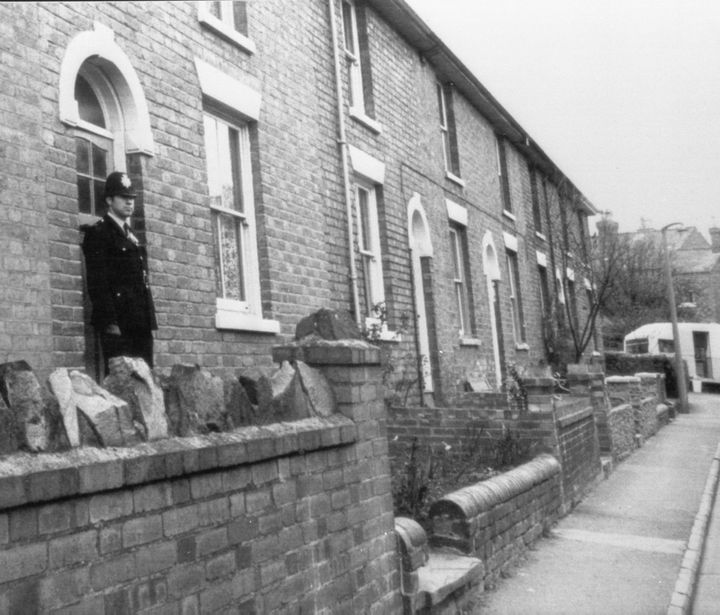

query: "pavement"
left=474, top=392, right=720, bottom=615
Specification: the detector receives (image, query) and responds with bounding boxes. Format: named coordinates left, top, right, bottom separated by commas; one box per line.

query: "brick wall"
left=428, top=454, right=561, bottom=583
left=0, top=341, right=402, bottom=614
left=606, top=403, right=636, bottom=462
left=0, top=2, right=54, bottom=373
left=555, top=404, right=601, bottom=511
left=387, top=393, right=601, bottom=514
left=1, top=1, right=596, bottom=404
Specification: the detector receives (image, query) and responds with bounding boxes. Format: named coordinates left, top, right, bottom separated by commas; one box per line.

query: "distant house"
left=634, top=226, right=720, bottom=323
left=0, top=0, right=597, bottom=404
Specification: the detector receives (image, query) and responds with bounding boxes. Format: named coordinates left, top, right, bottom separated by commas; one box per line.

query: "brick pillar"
left=635, top=372, right=660, bottom=399
left=566, top=372, right=591, bottom=397
left=272, top=339, right=402, bottom=614
left=521, top=377, right=555, bottom=413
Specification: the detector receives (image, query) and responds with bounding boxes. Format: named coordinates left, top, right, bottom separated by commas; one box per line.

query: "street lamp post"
left=661, top=223, right=689, bottom=413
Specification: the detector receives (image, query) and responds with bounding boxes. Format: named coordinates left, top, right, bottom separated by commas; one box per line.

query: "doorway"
left=693, top=331, right=710, bottom=379
left=408, top=195, right=434, bottom=394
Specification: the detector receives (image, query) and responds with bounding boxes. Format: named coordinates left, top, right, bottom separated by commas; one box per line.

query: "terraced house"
left=0, top=0, right=597, bottom=404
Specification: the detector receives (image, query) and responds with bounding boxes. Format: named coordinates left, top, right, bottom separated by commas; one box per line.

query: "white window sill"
left=515, top=342, right=530, bottom=351
left=215, top=308, right=280, bottom=334
left=198, top=12, right=256, bottom=54
left=378, top=330, right=401, bottom=343
left=502, top=209, right=516, bottom=222
left=459, top=337, right=482, bottom=347
left=349, top=107, right=383, bottom=134
left=445, top=171, right=466, bottom=188
left=535, top=231, right=547, bottom=242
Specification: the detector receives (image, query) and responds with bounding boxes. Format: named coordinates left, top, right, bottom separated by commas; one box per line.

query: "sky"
left=406, top=0, right=720, bottom=239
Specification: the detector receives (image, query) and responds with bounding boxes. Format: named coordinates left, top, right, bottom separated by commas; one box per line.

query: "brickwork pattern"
left=0, top=342, right=402, bottom=614
left=0, top=0, right=596, bottom=401
left=556, top=406, right=601, bottom=511
left=606, top=403, right=636, bottom=462
left=428, top=455, right=561, bottom=583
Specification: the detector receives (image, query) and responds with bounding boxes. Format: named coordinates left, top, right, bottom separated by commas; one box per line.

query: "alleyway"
left=475, top=392, right=720, bottom=615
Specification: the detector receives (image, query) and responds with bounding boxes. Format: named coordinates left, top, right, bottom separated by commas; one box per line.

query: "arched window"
left=59, top=23, right=154, bottom=226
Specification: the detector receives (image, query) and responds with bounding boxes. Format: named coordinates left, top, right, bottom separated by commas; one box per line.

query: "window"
left=530, top=167, right=543, bottom=234
left=496, top=136, right=512, bottom=214
left=342, top=0, right=376, bottom=123
left=566, top=277, right=578, bottom=327
left=438, top=83, right=460, bottom=178
left=450, top=225, right=472, bottom=336
left=626, top=338, right=649, bottom=354
left=577, top=211, right=588, bottom=258
left=560, top=199, right=571, bottom=251
left=538, top=265, right=550, bottom=317
left=356, top=183, right=384, bottom=314
left=198, top=1, right=254, bottom=53
left=203, top=112, right=262, bottom=316
left=506, top=250, right=525, bottom=343
left=658, top=339, right=675, bottom=353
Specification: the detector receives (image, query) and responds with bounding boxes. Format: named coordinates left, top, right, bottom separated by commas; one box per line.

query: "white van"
left=624, top=322, right=720, bottom=389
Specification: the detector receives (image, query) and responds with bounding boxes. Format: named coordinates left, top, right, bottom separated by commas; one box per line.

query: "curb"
left=666, top=441, right=720, bottom=615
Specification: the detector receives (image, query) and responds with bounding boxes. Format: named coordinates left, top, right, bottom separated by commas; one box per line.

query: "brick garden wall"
left=555, top=404, right=601, bottom=511
left=387, top=394, right=601, bottom=514
left=0, top=342, right=402, bottom=614
left=428, top=454, right=562, bottom=583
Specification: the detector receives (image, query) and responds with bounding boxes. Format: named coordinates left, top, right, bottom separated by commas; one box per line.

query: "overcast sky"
left=407, top=0, right=720, bottom=239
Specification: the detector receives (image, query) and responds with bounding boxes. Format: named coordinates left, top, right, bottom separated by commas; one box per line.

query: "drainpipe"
left=328, top=0, right=361, bottom=327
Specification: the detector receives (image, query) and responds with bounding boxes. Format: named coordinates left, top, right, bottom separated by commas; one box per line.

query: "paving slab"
left=476, top=393, right=720, bottom=615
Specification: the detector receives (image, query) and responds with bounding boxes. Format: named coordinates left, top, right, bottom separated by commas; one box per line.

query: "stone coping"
left=0, top=415, right=356, bottom=511
left=556, top=405, right=594, bottom=429
left=429, top=454, right=561, bottom=519
left=606, top=376, right=641, bottom=384
left=272, top=339, right=380, bottom=366
left=608, top=402, right=632, bottom=417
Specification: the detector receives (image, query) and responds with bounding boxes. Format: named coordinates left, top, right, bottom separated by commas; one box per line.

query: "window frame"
left=538, top=264, right=551, bottom=318
left=496, top=135, right=512, bottom=214
left=203, top=110, right=274, bottom=332
left=449, top=224, right=473, bottom=337
left=355, top=181, right=385, bottom=317
left=506, top=249, right=526, bottom=344
left=530, top=167, right=544, bottom=235
left=197, top=1, right=255, bottom=54
left=341, top=0, right=379, bottom=130
left=437, top=82, right=462, bottom=180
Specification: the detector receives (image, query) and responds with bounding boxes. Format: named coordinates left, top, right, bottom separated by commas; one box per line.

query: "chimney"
left=710, top=227, right=720, bottom=253
left=596, top=216, right=618, bottom=236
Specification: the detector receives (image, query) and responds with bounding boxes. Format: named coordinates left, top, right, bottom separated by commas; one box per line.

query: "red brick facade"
left=0, top=1, right=596, bottom=402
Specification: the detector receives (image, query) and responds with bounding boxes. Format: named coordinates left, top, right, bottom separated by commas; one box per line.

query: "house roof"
left=673, top=249, right=720, bottom=274
left=366, top=0, right=596, bottom=216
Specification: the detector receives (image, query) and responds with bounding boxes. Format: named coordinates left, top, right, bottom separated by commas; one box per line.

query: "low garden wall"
left=0, top=339, right=402, bottom=614
left=605, top=403, right=636, bottom=462
left=428, top=454, right=561, bottom=583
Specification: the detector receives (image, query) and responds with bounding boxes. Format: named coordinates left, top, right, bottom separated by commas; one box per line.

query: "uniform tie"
left=123, top=223, right=130, bottom=237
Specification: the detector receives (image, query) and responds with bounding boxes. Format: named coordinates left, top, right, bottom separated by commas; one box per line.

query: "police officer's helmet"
left=104, top=172, right=137, bottom=198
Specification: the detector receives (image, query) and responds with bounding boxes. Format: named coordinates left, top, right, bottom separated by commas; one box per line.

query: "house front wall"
left=0, top=1, right=596, bottom=401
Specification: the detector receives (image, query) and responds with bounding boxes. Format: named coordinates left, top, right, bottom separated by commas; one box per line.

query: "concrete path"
left=475, top=392, right=720, bottom=615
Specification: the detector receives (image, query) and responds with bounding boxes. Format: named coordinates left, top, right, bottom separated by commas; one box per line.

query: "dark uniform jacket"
left=81, top=215, right=157, bottom=334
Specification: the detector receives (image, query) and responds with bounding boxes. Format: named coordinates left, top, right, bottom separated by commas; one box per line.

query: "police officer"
left=82, top=171, right=157, bottom=370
